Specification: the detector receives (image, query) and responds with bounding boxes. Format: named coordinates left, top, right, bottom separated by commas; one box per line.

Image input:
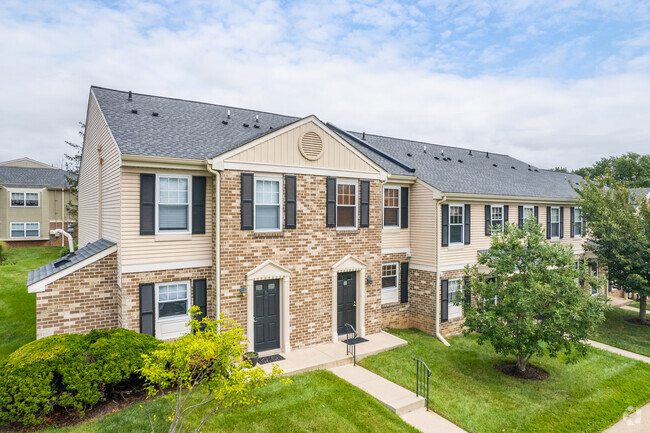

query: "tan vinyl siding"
left=119, top=168, right=213, bottom=266
left=409, top=182, right=436, bottom=267
left=227, top=122, right=377, bottom=173
left=100, top=132, right=121, bottom=243
left=382, top=228, right=410, bottom=251
left=78, top=93, right=103, bottom=246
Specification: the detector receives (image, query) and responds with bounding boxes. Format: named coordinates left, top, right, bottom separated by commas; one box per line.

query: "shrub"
left=0, top=240, right=7, bottom=263
left=0, top=329, right=160, bottom=427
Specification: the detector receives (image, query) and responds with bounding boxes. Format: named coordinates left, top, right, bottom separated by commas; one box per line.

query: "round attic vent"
left=299, top=131, right=324, bottom=161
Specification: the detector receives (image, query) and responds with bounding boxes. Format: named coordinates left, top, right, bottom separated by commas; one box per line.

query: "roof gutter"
left=326, top=123, right=416, bottom=173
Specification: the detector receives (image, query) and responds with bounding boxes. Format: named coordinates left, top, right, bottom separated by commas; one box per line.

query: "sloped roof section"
left=27, top=239, right=116, bottom=287
left=0, top=166, right=70, bottom=188
left=91, top=86, right=301, bottom=160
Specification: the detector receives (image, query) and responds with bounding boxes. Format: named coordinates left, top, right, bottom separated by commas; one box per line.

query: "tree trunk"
left=516, top=356, right=528, bottom=373
left=640, top=296, right=647, bottom=323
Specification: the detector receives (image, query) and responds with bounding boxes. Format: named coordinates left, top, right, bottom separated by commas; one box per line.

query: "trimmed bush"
left=0, top=328, right=160, bottom=427
left=0, top=240, right=7, bottom=263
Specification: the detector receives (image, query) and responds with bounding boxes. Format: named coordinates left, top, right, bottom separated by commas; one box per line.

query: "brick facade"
left=218, top=170, right=382, bottom=349
left=35, top=252, right=118, bottom=339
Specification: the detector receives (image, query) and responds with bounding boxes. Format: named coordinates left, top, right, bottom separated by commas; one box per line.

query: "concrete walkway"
left=331, top=364, right=467, bottom=433
left=620, top=305, right=640, bottom=313
left=587, top=340, right=650, bottom=364
left=260, top=331, right=407, bottom=376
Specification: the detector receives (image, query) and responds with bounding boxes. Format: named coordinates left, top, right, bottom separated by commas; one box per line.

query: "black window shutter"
left=518, top=206, right=524, bottom=229
left=464, top=276, right=471, bottom=305
left=140, top=174, right=156, bottom=235
left=504, top=205, right=509, bottom=223
left=559, top=207, right=564, bottom=238
left=400, top=262, right=409, bottom=304
left=534, top=206, right=539, bottom=222
left=441, top=279, right=449, bottom=322
left=326, top=177, right=336, bottom=227
left=464, top=204, right=471, bottom=245
left=241, top=173, right=254, bottom=230
left=546, top=206, right=551, bottom=239
left=360, top=180, right=370, bottom=228
left=400, top=187, right=409, bottom=228
left=192, top=176, right=206, bottom=234
left=570, top=207, right=575, bottom=238
left=193, top=279, right=207, bottom=321
left=139, top=283, right=155, bottom=336
left=485, top=205, right=492, bottom=236
left=441, top=204, right=449, bottom=247
left=285, top=175, right=297, bottom=229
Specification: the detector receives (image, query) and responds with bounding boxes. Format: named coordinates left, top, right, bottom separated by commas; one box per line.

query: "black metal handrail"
left=414, top=358, right=431, bottom=411
left=344, top=323, right=357, bottom=365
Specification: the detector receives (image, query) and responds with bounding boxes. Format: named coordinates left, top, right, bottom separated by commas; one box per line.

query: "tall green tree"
left=575, top=174, right=650, bottom=322
left=462, top=220, right=606, bottom=374
left=64, top=122, right=84, bottom=220
left=574, top=153, right=650, bottom=188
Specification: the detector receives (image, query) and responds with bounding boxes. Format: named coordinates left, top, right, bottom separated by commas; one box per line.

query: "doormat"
left=342, top=337, right=368, bottom=345
left=258, top=354, right=285, bottom=365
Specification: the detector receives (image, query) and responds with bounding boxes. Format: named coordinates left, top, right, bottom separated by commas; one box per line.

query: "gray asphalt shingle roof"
left=91, top=86, right=583, bottom=199
left=27, top=239, right=116, bottom=286
left=0, top=166, right=70, bottom=188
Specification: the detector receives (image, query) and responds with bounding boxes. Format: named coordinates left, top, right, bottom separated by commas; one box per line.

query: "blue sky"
left=1, top=0, right=649, bottom=169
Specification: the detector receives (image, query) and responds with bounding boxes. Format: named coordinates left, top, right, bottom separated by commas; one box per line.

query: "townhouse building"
left=27, top=87, right=606, bottom=353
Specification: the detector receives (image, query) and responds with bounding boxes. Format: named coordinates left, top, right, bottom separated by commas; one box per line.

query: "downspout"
left=435, top=194, right=450, bottom=346
left=61, top=189, right=65, bottom=247
left=98, top=149, right=103, bottom=237
left=206, top=161, right=221, bottom=317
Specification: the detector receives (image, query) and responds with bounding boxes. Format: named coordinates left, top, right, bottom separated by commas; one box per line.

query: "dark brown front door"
left=254, top=279, right=280, bottom=352
left=337, top=272, right=356, bottom=335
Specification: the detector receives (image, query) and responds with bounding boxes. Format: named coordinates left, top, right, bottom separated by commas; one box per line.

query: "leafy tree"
left=574, top=153, right=650, bottom=188
left=552, top=167, right=568, bottom=173
left=575, top=174, right=650, bottom=323
left=140, top=308, right=287, bottom=433
left=63, top=122, right=85, bottom=220
left=462, top=220, right=607, bottom=374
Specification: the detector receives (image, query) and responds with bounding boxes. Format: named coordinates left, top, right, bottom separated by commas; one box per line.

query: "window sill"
left=254, top=231, right=284, bottom=238
left=381, top=300, right=401, bottom=307
left=155, top=233, right=193, bottom=242
left=336, top=229, right=359, bottom=235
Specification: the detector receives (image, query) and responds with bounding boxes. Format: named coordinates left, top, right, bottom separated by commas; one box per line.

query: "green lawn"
left=40, top=370, right=417, bottom=433
left=361, top=328, right=650, bottom=433
left=593, top=307, right=650, bottom=357
left=0, top=246, right=63, bottom=362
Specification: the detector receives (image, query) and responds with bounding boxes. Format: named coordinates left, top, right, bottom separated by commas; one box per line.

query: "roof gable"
left=0, top=158, right=53, bottom=168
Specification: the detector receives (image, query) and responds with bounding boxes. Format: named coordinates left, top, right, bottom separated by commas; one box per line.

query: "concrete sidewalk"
left=587, top=340, right=650, bottom=364
left=331, top=364, right=466, bottom=433
left=620, top=305, right=640, bottom=313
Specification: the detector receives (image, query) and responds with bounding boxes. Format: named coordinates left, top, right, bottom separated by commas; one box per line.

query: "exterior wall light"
left=240, top=286, right=247, bottom=297
left=366, top=275, right=373, bottom=284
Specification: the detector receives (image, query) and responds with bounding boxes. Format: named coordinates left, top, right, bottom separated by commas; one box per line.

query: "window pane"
left=159, top=177, right=188, bottom=204
left=159, top=300, right=188, bottom=318
left=159, top=204, right=188, bottom=230
left=551, top=208, right=559, bottom=222
left=384, top=208, right=399, bottom=226
left=384, top=188, right=399, bottom=207
left=551, top=223, right=559, bottom=237
left=382, top=264, right=397, bottom=288
left=337, top=206, right=355, bottom=227
left=450, top=206, right=463, bottom=224
left=25, top=193, right=39, bottom=206
left=524, top=207, right=534, bottom=221
left=256, top=180, right=280, bottom=205
left=450, top=225, right=463, bottom=244
left=11, top=223, right=24, bottom=237
left=491, top=207, right=502, bottom=220
left=26, top=223, right=39, bottom=237
left=11, top=193, right=24, bottom=206
left=256, top=205, right=280, bottom=229
left=337, top=184, right=356, bottom=205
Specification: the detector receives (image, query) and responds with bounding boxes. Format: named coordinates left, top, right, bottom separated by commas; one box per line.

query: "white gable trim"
left=212, top=115, right=387, bottom=178
left=331, top=254, right=366, bottom=272
left=28, top=245, right=118, bottom=293
left=246, top=259, right=292, bottom=281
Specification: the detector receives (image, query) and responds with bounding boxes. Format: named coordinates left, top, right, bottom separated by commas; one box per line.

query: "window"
left=157, top=175, right=190, bottom=233
left=448, top=278, right=463, bottom=319
left=10, top=192, right=39, bottom=207
left=10, top=222, right=39, bottom=238
left=574, top=207, right=584, bottom=237
left=337, top=181, right=357, bottom=228
left=381, top=263, right=398, bottom=304
left=156, top=281, right=190, bottom=320
left=550, top=207, right=560, bottom=238
left=383, top=187, right=400, bottom=227
left=449, top=205, right=464, bottom=244
left=523, top=205, right=535, bottom=222
left=491, top=205, right=503, bottom=231
left=255, top=177, right=281, bottom=231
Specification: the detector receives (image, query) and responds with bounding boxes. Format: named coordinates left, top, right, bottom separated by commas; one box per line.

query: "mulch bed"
left=494, top=363, right=549, bottom=381
left=624, top=317, right=650, bottom=327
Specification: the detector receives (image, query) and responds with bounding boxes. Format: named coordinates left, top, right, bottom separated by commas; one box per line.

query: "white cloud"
left=0, top=0, right=648, bottom=171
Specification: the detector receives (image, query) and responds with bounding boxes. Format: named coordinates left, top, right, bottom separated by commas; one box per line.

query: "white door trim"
left=331, top=254, right=367, bottom=342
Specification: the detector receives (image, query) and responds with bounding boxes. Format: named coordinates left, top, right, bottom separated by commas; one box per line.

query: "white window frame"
left=382, top=186, right=400, bottom=228
left=381, top=262, right=399, bottom=304
left=448, top=278, right=463, bottom=319
left=523, top=205, right=535, bottom=222
left=491, top=205, right=504, bottom=231
left=10, top=222, right=40, bottom=238
left=574, top=207, right=584, bottom=237
left=155, top=174, right=192, bottom=234
left=550, top=207, right=560, bottom=238
left=10, top=191, right=40, bottom=208
left=254, top=175, right=283, bottom=232
left=449, top=204, right=464, bottom=245
left=155, top=280, right=191, bottom=322
left=336, top=179, right=357, bottom=230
